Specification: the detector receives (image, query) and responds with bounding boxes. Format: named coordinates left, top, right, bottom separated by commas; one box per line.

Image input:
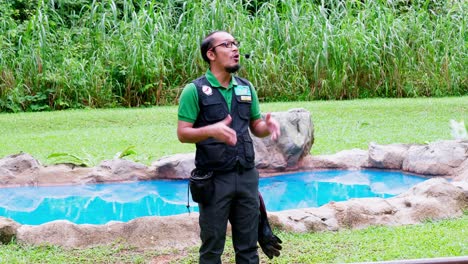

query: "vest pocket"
left=196, top=140, right=227, bottom=167
left=243, top=134, right=255, bottom=163
left=236, top=96, right=251, bottom=120
left=201, top=101, right=227, bottom=122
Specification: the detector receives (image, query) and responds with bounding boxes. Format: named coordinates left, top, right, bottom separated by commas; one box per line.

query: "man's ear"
left=207, top=50, right=216, bottom=62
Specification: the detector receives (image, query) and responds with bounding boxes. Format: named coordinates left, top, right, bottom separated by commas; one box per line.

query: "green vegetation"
left=1, top=0, right=466, bottom=112
left=0, top=96, right=466, bottom=165
left=1, top=213, right=467, bottom=263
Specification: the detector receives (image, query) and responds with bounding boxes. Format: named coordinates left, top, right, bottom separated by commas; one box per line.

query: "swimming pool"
left=0, top=170, right=426, bottom=225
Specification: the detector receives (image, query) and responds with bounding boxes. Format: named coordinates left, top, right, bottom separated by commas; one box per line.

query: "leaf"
left=114, top=146, right=137, bottom=159
left=47, top=152, right=91, bottom=167
left=47, top=153, right=72, bottom=158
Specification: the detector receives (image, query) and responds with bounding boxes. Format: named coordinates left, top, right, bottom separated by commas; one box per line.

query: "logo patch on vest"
left=202, top=85, right=213, bottom=96
left=234, top=85, right=251, bottom=96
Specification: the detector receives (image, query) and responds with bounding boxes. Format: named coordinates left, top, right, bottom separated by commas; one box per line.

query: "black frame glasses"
left=209, top=40, right=240, bottom=51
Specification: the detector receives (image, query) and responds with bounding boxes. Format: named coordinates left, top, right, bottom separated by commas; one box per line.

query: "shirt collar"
left=205, top=69, right=238, bottom=89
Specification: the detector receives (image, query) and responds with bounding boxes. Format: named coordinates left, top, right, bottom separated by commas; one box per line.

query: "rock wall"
left=1, top=176, right=466, bottom=250
left=300, top=140, right=468, bottom=181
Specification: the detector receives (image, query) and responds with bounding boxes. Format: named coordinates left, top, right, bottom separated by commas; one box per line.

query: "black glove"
left=258, top=193, right=283, bottom=259
left=259, top=231, right=283, bottom=259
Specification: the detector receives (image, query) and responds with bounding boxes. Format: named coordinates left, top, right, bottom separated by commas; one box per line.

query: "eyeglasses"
left=209, top=40, right=240, bottom=50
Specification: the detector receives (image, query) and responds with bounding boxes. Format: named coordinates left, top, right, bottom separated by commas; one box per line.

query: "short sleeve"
left=178, top=83, right=199, bottom=123
left=249, top=84, right=262, bottom=120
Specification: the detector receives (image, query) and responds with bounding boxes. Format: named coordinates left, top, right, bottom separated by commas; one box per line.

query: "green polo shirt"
left=178, top=70, right=262, bottom=123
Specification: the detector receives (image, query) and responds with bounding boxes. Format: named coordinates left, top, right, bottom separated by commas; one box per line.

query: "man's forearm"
left=177, top=125, right=212, bottom=143
left=250, top=119, right=271, bottom=138
left=177, top=117, right=237, bottom=146
left=250, top=113, right=281, bottom=140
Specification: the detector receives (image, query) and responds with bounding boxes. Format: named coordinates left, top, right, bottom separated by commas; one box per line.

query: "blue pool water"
left=0, top=170, right=426, bottom=225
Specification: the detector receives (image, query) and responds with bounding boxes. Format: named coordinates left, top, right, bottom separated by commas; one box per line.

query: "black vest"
left=193, top=76, right=255, bottom=171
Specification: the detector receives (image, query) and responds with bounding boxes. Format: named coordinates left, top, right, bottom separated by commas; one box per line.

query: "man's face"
left=207, top=32, right=241, bottom=73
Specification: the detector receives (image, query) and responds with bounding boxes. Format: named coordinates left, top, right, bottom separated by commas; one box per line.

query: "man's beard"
left=225, top=64, right=241, bottom=73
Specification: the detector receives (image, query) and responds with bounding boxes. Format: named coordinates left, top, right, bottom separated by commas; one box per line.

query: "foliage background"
left=0, top=0, right=466, bottom=112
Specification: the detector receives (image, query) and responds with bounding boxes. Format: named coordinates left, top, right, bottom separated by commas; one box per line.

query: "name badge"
left=240, top=95, right=252, bottom=102
left=234, top=85, right=251, bottom=96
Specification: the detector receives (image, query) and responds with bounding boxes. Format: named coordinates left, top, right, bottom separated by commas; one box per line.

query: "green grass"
left=0, top=243, right=161, bottom=264
left=0, top=96, right=466, bottom=165
left=1, top=214, right=466, bottom=263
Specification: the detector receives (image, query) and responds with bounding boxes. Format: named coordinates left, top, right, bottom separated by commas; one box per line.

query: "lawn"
left=0, top=96, right=466, bottom=165
left=0, top=96, right=467, bottom=263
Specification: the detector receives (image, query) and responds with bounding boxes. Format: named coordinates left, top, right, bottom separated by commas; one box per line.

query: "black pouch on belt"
left=189, top=169, right=214, bottom=204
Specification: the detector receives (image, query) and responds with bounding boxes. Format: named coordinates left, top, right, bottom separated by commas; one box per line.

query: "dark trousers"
left=198, top=167, right=260, bottom=264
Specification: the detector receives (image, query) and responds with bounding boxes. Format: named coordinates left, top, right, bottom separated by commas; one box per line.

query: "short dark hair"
left=200, top=31, right=227, bottom=63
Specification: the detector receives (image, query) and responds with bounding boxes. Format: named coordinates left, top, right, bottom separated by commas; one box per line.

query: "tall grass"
left=0, top=0, right=466, bottom=112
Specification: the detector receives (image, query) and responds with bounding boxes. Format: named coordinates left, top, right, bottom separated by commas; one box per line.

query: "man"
left=177, top=30, right=280, bottom=264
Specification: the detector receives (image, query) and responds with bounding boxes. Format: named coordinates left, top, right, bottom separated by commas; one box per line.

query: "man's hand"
left=212, top=115, right=237, bottom=146
left=265, top=113, right=280, bottom=141
left=177, top=115, right=236, bottom=145
left=250, top=113, right=281, bottom=140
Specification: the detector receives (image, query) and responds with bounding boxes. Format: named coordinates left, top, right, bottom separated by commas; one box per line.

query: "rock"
left=17, top=214, right=199, bottom=250
left=453, top=159, right=468, bottom=182
left=328, top=198, right=397, bottom=229
left=149, top=153, right=195, bottom=180
left=402, top=140, right=468, bottom=176
left=268, top=207, right=338, bottom=233
left=0, top=217, right=20, bottom=244
left=368, top=142, right=411, bottom=169
left=89, top=159, right=149, bottom=182
left=0, top=153, right=40, bottom=173
left=34, top=164, right=93, bottom=185
left=269, top=178, right=468, bottom=233
left=253, top=108, right=313, bottom=172
left=390, top=178, right=468, bottom=223
left=0, top=153, right=41, bottom=186
left=299, top=149, right=369, bottom=169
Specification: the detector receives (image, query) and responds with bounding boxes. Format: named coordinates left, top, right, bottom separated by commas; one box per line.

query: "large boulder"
left=253, top=108, right=313, bottom=172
